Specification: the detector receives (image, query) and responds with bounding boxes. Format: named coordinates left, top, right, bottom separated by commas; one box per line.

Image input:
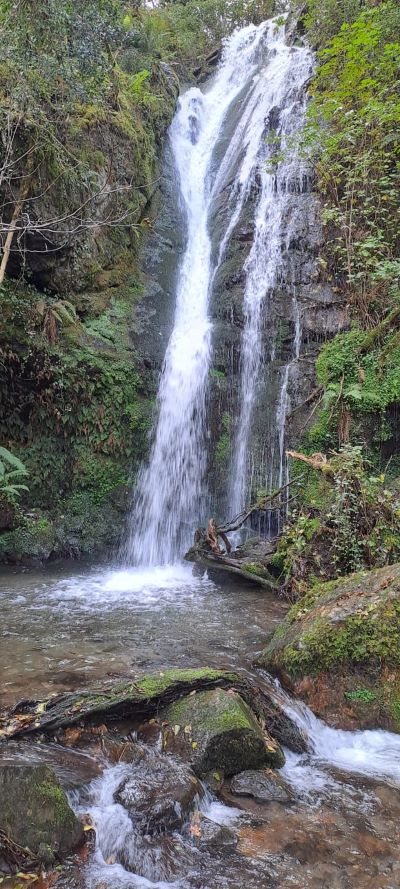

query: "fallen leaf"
left=173, top=725, right=180, bottom=736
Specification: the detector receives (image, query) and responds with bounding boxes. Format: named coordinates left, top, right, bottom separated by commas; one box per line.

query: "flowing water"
left=126, top=22, right=279, bottom=566
left=227, top=38, right=313, bottom=518
left=2, top=563, right=400, bottom=888
left=125, top=20, right=314, bottom=564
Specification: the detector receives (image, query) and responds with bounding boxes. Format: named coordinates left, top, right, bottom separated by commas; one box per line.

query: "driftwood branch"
left=286, top=450, right=333, bottom=476
left=216, top=473, right=306, bottom=535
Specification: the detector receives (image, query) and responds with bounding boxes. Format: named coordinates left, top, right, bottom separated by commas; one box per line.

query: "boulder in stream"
left=230, top=768, right=293, bottom=803
left=186, top=811, right=238, bottom=849
left=161, top=687, right=285, bottom=776
left=258, top=563, right=400, bottom=731
left=0, top=764, right=84, bottom=869
left=115, top=747, right=201, bottom=833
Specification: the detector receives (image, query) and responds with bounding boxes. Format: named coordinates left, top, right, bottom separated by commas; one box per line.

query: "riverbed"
left=1, top=562, right=400, bottom=889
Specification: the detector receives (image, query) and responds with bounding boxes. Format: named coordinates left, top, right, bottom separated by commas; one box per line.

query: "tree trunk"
left=0, top=164, right=33, bottom=285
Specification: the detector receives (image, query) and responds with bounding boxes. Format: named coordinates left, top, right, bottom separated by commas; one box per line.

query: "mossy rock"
left=161, top=688, right=284, bottom=776
left=0, top=514, right=56, bottom=565
left=258, top=563, right=400, bottom=731
left=0, top=764, right=83, bottom=869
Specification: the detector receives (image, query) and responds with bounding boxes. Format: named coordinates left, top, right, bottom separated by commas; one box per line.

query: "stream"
left=2, top=564, right=400, bottom=888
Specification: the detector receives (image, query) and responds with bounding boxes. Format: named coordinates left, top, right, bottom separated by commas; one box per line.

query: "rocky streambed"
left=1, top=563, right=400, bottom=889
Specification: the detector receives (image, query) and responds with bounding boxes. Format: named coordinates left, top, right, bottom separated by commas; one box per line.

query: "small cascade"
left=257, top=671, right=400, bottom=788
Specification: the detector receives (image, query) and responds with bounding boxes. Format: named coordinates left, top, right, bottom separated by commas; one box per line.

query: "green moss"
left=137, top=668, right=237, bottom=699
left=165, top=691, right=253, bottom=735
left=345, top=688, right=377, bottom=704
left=243, top=562, right=275, bottom=581
left=215, top=412, right=231, bottom=467
left=261, top=564, right=400, bottom=679
left=38, top=781, right=77, bottom=828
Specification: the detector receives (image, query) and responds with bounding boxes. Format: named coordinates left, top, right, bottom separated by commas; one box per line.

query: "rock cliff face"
left=4, top=65, right=179, bottom=295
left=207, top=153, right=347, bottom=519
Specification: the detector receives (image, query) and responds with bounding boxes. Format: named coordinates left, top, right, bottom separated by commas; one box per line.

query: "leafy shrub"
left=0, top=447, right=29, bottom=505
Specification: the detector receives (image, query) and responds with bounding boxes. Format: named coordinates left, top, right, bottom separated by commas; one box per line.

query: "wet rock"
left=161, top=688, right=285, bottom=777
left=258, top=563, right=400, bottom=731
left=118, top=832, right=194, bottom=883
left=204, top=769, right=225, bottom=794
left=0, top=764, right=84, bottom=869
left=231, top=769, right=293, bottom=803
left=101, top=735, right=146, bottom=765
left=0, top=741, right=102, bottom=789
left=186, top=811, right=238, bottom=849
left=115, top=748, right=201, bottom=833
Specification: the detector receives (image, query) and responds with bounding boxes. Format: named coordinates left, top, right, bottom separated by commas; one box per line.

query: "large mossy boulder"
left=258, top=563, right=400, bottom=732
left=161, top=688, right=284, bottom=776
left=0, top=764, right=84, bottom=870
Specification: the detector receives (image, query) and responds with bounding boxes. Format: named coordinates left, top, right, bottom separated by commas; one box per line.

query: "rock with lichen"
left=258, top=563, right=400, bottom=732
left=161, top=687, right=285, bottom=776
left=0, top=764, right=83, bottom=871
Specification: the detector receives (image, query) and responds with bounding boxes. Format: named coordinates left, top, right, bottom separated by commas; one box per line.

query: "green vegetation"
left=271, top=447, right=400, bottom=598
left=0, top=447, right=29, bottom=505
left=276, top=0, right=400, bottom=603
left=0, top=275, right=154, bottom=558
left=345, top=688, right=377, bottom=704
left=298, top=1, right=400, bottom=463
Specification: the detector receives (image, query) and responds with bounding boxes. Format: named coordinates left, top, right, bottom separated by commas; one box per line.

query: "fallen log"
left=0, top=668, right=307, bottom=754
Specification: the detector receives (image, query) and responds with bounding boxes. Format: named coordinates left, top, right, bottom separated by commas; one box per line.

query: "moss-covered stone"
left=161, top=688, right=285, bottom=776
left=0, top=514, right=56, bottom=564
left=258, top=563, right=400, bottom=731
left=0, top=764, right=83, bottom=869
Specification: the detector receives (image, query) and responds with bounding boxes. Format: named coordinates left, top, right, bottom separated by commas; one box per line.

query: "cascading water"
left=125, top=21, right=283, bottom=567
left=227, top=43, right=313, bottom=520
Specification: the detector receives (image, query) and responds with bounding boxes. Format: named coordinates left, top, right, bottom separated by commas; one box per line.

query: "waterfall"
left=125, top=22, right=273, bottom=566
left=125, top=19, right=313, bottom=566
left=228, top=39, right=313, bottom=520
